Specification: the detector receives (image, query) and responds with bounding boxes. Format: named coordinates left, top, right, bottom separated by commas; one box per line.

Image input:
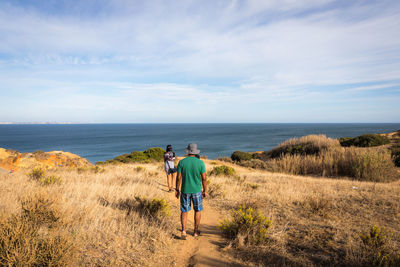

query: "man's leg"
left=194, top=211, right=201, bottom=236
left=181, top=212, right=188, bottom=234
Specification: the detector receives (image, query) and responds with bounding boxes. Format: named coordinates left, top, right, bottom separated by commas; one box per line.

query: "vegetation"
left=256, top=135, right=340, bottom=160
left=231, top=151, right=252, bottom=162
left=219, top=204, right=272, bottom=246
left=103, top=147, right=166, bottom=164
left=38, top=175, right=62, bottom=186
left=359, top=226, right=399, bottom=266
left=0, top=191, right=76, bottom=266
left=1, top=153, right=400, bottom=266
left=28, top=166, right=46, bottom=180
left=207, top=179, right=225, bottom=198
left=239, top=135, right=399, bottom=182
left=211, top=158, right=400, bottom=266
left=339, top=134, right=390, bottom=147
left=143, top=147, right=165, bottom=161
left=122, top=197, right=171, bottom=218
left=209, top=165, right=236, bottom=176
left=28, top=167, right=63, bottom=186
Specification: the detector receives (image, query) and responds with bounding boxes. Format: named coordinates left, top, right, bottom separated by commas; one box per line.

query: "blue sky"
left=0, top=0, right=399, bottom=123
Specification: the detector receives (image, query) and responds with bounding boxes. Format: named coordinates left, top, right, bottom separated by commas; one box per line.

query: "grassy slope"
left=1, top=159, right=399, bottom=266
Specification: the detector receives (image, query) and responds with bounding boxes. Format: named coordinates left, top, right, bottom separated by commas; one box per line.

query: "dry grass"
left=259, top=134, right=340, bottom=160
left=2, top=158, right=399, bottom=266
left=0, top=163, right=179, bottom=266
left=208, top=160, right=400, bottom=266
left=247, top=135, right=399, bottom=182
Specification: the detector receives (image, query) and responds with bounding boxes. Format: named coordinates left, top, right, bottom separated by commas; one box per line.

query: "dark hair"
left=166, top=144, right=172, bottom=152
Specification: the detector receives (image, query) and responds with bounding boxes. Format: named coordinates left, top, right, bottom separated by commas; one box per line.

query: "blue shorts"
left=180, top=192, right=203, bottom=212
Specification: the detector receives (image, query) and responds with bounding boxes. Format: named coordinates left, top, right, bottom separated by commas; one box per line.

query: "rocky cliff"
left=0, top=148, right=92, bottom=172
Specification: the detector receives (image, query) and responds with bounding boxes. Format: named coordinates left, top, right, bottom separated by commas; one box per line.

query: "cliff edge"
left=0, top=148, right=92, bottom=172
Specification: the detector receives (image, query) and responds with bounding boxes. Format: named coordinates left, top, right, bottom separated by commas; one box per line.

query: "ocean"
left=0, top=123, right=399, bottom=163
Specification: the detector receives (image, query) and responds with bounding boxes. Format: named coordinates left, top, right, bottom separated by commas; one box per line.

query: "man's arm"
left=201, top=173, right=207, bottom=198
left=175, top=172, right=182, bottom=199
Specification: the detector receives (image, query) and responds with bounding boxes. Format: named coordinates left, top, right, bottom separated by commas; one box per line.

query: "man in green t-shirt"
left=175, top=143, right=207, bottom=240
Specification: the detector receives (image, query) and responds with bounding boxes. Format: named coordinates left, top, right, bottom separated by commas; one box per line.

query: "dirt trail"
left=166, top=192, right=245, bottom=267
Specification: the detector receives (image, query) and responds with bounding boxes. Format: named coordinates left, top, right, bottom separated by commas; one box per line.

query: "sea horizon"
left=1, top=123, right=400, bottom=163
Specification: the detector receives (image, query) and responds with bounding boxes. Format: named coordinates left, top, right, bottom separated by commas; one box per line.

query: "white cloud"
left=0, top=0, right=399, bottom=122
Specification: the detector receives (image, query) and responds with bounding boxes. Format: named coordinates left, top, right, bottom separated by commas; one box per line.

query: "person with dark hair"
left=164, top=144, right=176, bottom=192
left=175, top=143, right=207, bottom=240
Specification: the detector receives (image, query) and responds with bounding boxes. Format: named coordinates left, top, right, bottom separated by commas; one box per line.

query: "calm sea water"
left=0, top=123, right=399, bottom=163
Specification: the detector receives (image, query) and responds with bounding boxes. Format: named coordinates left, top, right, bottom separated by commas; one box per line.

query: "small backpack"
left=165, top=151, right=175, bottom=161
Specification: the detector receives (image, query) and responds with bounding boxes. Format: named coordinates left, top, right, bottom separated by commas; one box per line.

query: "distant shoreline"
left=1, top=122, right=400, bottom=125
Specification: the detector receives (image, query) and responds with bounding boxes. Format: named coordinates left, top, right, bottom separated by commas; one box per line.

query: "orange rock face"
left=0, top=148, right=92, bottom=172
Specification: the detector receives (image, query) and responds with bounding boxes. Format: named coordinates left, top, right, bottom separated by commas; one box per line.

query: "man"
left=175, top=143, right=207, bottom=240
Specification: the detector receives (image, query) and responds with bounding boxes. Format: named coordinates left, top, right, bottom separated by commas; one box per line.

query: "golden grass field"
left=1, top=157, right=399, bottom=266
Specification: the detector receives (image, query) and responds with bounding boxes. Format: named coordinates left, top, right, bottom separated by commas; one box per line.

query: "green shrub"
left=359, top=226, right=399, bottom=266
left=130, top=151, right=149, bottom=162
left=135, top=197, right=170, bottom=218
left=28, top=167, right=46, bottom=180
left=219, top=204, right=271, bottom=246
left=117, top=197, right=170, bottom=218
left=143, top=147, right=165, bottom=161
left=209, top=165, right=236, bottom=176
left=38, top=175, right=62, bottom=186
left=339, top=134, right=390, bottom=147
left=231, top=151, right=252, bottom=162
left=114, top=153, right=131, bottom=163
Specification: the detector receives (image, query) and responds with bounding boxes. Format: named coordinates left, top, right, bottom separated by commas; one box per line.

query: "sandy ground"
left=161, top=185, right=245, bottom=267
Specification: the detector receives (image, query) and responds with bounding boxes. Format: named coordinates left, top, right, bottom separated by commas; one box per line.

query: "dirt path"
left=166, top=193, right=245, bottom=267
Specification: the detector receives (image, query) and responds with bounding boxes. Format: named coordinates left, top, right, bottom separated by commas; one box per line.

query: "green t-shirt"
left=177, top=156, right=206, bottom=194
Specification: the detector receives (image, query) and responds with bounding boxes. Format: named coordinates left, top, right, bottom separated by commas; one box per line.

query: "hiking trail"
left=165, top=190, right=246, bottom=267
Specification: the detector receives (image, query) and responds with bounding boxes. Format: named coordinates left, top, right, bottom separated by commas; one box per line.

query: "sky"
left=0, top=0, right=399, bottom=123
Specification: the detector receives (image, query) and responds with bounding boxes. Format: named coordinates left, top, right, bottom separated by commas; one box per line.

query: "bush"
left=143, top=147, right=165, bottom=161
left=28, top=167, right=46, bottom=180
left=130, top=151, right=149, bottom=162
left=259, top=135, right=340, bottom=160
left=135, top=197, right=170, bottom=217
left=106, top=147, right=165, bottom=164
left=339, top=134, right=390, bottom=147
left=114, top=153, right=132, bottom=163
left=231, top=151, right=252, bottom=162
left=207, top=179, right=225, bottom=198
left=359, top=226, right=399, bottom=266
left=0, top=193, right=75, bottom=266
left=219, top=204, right=272, bottom=246
left=20, top=191, right=61, bottom=227
left=38, top=175, right=62, bottom=186
left=117, top=197, right=170, bottom=218
left=209, top=165, right=236, bottom=176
